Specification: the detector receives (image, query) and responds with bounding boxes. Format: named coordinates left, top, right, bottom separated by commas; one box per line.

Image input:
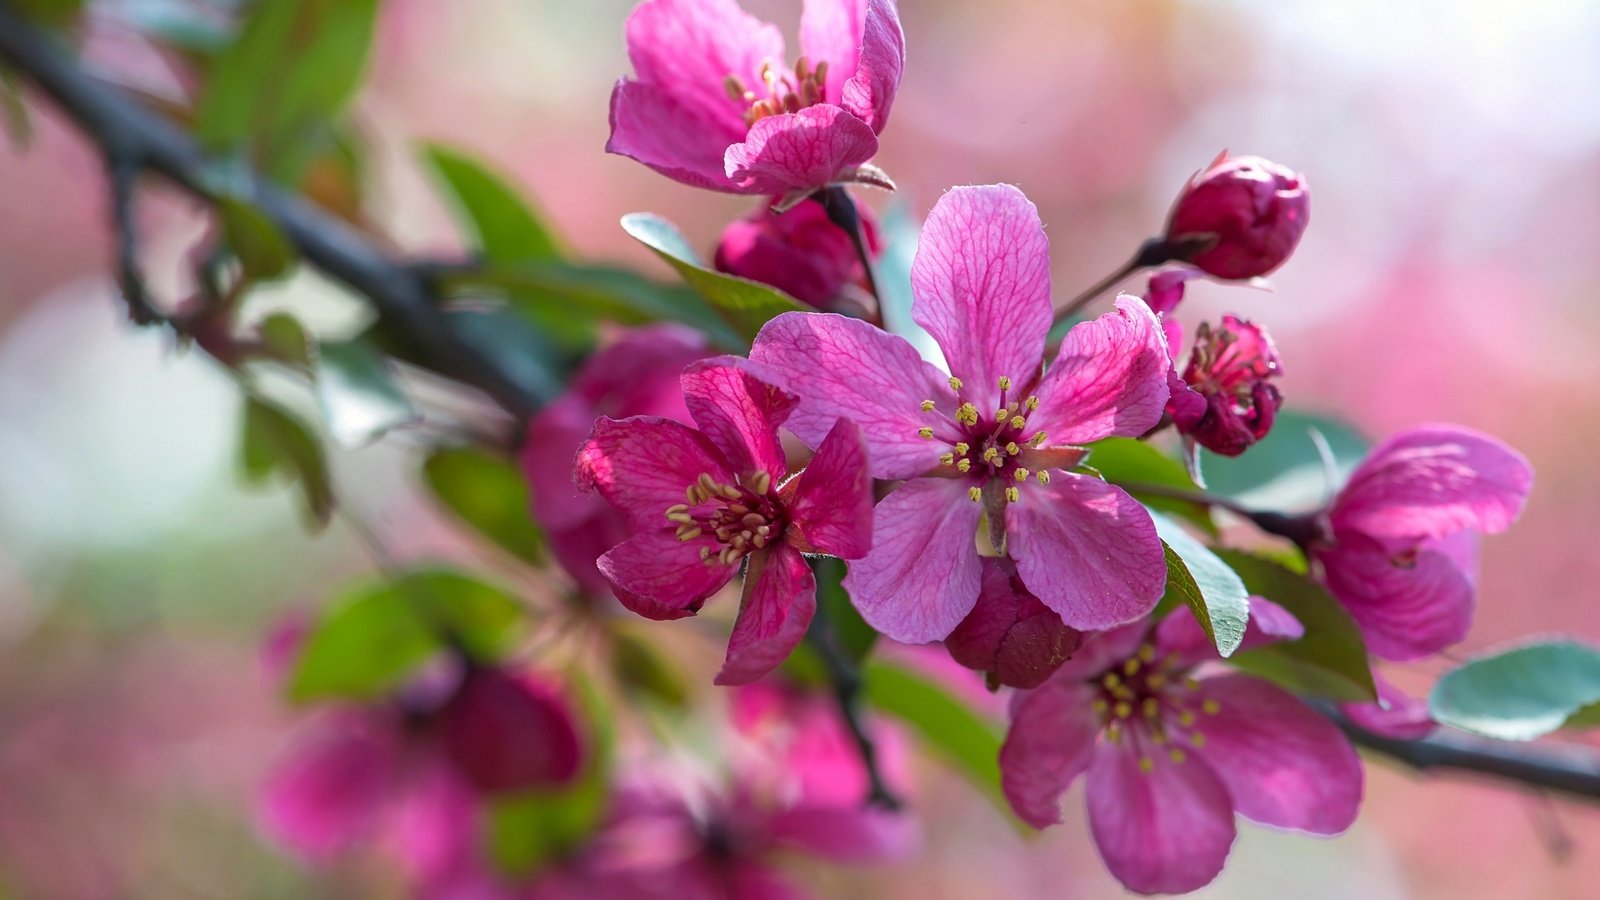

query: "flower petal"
left=624, top=0, right=783, bottom=136
left=1006, top=474, right=1165, bottom=630
left=946, top=559, right=1078, bottom=688
left=1029, top=295, right=1172, bottom=444
left=998, top=679, right=1099, bottom=828
left=576, top=416, right=732, bottom=529
left=1317, top=529, right=1476, bottom=660
left=842, top=478, right=983, bottom=642
left=801, top=0, right=904, bottom=134
left=1334, top=424, right=1533, bottom=541
left=1086, top=744, right=1236, bottom=895
left=715, top=545, right=817, bottom=685
left=787, top=418, right=875, bottom=558
left=607, top=78, right=749, bottom=192
left=548, top=512, right=632, bottom=598
left=724, top=105, right=880, bottom=194
left=769, top=805, right=917, bottom=863
left=597, top=528, right=737, bottom=620
left=910, top=184, right=1053, bottom=414
left=681, top=356, right=797, bottom=481
left=1191, top=674, right=1363, bottom=834
left=1154, top=595, right=1303, bottom=669
left=1339, top=673, right=1437, bottom=739
left=440, top=668, right=583, bottom=793
left=750, top=311, right=956, bottom=479
left=259, top=713, right=400, bottom=860
left=1051, top=621, right=1151, bottom=680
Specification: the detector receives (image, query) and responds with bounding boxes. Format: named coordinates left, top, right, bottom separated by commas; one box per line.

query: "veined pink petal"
left=598, top=529, right=737, bottom=620
left=1154, top=595, right=1303, bottom=669
left=608, top=79, right=750, bottom=192
left=842, top=478, right=983, bottom=642
left=681, top=357, right=797, bottom=481
left=572, top=324, right=708, bottom=408
left=998, top=680, right=1099, bottom=828
left=715, top=545, right=817, bottom=685
left=799, top=0, right=865, bottom=105
left=259, top=713, right=400, bottom=860
left=1339, top=674, right=1436, bottom=739
left=624, top=0, right=783, bottom=136
left=786, top=418, right=874, bottom=558
left=1086, top=744, right=1236, bottom=895
left=1191, top=674, right=1363, bottom=835
left=1029, top=295, right=1171, bottom=445
left=576, top=416, right=732, bottom=529
left=1317, top=529, right=1475, bottom=661
left=1006, top=474, right=1165, bottom=630
left=1334, top=425, right=1533, bottom=541
left=750, top=311, right=957, bottom=479
left=800, top=0, right=904, bottom=133
left=724, top=105, right=879, bottom=194
left=910, top=184, right=1053, bottom=414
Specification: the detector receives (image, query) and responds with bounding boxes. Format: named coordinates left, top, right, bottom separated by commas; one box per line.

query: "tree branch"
left=0, top=2, right=543, bottom=418
left=806, top=592, right=901, bottom=810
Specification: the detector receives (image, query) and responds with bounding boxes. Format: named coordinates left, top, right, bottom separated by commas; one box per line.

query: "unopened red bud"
left=946, top=560, right=1080, bottom=689
left=714, top=199, right=881, bottom=308
left=439, top=666, right=583, bottom=794
left=1167, top=315, right=1284, bottom=456
left=1165, top=153, right=1308, bottom=280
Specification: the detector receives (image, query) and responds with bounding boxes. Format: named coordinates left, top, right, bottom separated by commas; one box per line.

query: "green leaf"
left=240, top=396, right=334, bottom=529
left=621, top=212, right=806, bottom=341
left=11, top=0, right=84, bottom=25
left=1149, top=514, right=1248, bottom=656
left=422, top=446, right=544, bottom=566
left=218, top=196, right=296, bottom=281
left=257, top=312, right=312, bottom=368
left=608, top=627, right=690, bottom=709
left=194, top=0, right=380, bottom=178
left=815, top=557, right=877, bottom=663
left=1216, top=549, right=1377, bottom=702
left=1090, top=437, right=1215, bottom=534
left=1429, top=640, right=1600, bottom=740
left=423, top=143, right=564, bottom=263
left=314, top=340, right=418, bottom=449
left=1200, top=410, right=1370, bottom=512
left=396, top=568, right=530, bottom=662
left=862, top=659, right=1005, bottom=811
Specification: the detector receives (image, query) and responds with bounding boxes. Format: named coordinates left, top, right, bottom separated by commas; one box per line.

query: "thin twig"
left=817, top=186, right=882, bottom=311
left=806, top=589, right=901, bottom=810
left=1051, top=235, right=1211, bottom=327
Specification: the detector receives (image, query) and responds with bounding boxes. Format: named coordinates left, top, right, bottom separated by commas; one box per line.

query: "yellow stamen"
left=998, top=375, right=1012, bottom=391
left=1005, top=486, right=1020, bottom=503
left=1178, top=710, right=1197, bottom=727
left=1138, top=644, right=1156, bottom=662
left=995, top=407, right=1010, bottom=421
left=982, top=447, right=1001, bottom=464
left=1146, top=672, right=1166, bottom=690
left=920, top=399, right=936, bottom=412
left=1142, top=698, right=1161, bottom=719
left=666, top=511, right=695, bottom=525
left=1138, top=756, right=1155, bottom=774
left=1030, top=431, right=1048, bottom=446
left=1123, top=658, right=1141, bottom=676
left=676, top=525, right=702, bottom=541
left=917, top=426, right=934, bottom=439
left=1103, top=673, right=1122, bottom=689
left=1202, top=699, right=1221, bottom=715
left=957, top=459, right=972, bottom=473
left=968, top=486, right=983, bottom=502
left=953, top=442, right=970, bottom=455
left=939, top=453, right=956, bottom=466
left=1025, top=395, right=1039, bottom=411
left=1190, top=732, right=1206, bottom=748
left=948, top=376, right=963, bottom=391
left=1113, top=701, right=1132, bottom=719
left=1005, top=441, right=1021, bottom=455
left=1091, top=698, right=1109, bottom=714
left=1036, top=470, right=1051, bottom=484
left=1169, top=748, right=1187, bottom=764
left=1010, top=415, right=1027, bottom=430
left=665, top=503, right=689, bottom=516
left=751, top=471, right=772, bottom=495
left=955, top=403, right=979, bottom=425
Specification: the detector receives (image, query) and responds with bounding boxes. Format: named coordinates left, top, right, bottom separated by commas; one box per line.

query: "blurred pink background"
left=2, top=0, right=1599, bottom=896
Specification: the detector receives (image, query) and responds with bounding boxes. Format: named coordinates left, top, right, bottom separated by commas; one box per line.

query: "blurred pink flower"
left=1310, top=425, right=1534, bottom=660
left=522, top=325, right=711, bottom=598
left=607, top=0, right=904, bottom=197
left=944, top=558, right=1081, bottom=689
left=1165, top=152, right=1309, bottom=280
left=749, top=184, right=1170, bottom=642
left=1166, top=315, right=1285, bottom=457
left=1000, top=603, right=1362, bottom=895
left=576, top=358, right=873, bottom=684
left=714, top=199, right=881, bottom=308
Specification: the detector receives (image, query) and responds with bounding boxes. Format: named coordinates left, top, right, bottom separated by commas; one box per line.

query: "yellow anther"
left=957, top=459, right=972, bottom=472
left=751, top=471, right=772, bottom=495
left=700, top=546, right=712, bottom=561
left=1146, top=672, right=1166, bottom=690
left=955, top=403, right=980, bottom=425
left=1123, top=657, right=1141, bottom=676
left=1091, top=698, right=1109, bottom=714
left=1105, top=724, right=1122, bottom=743
left=1178, top=710, right=1197, bottom=727
left=948, top=376, right=963, bottom=391
left=918, top=426, right=935, bottom=439
left=665, top=503, right=689, bottom=516
left=697, top=472, right=719, bottom=493
left=1138, top=757, right=1155, bottom=774
left=982, top=447, right=1002, bottom=463
left=954, top=442, right=970, bottom=455
left=920, top=399, right=936, bottom=412
left=1189, top=732, right=1207, bottom=748
left=1142, top=698, right=1161, bottom=719
left=1113, top=701, right=1132, bottom=719
left=969, top=486, right=983, bottom=502
left=995, top=408, right=1010, bottom=421
left=676, top=525, right=702, bottom=542
left=719, top=483, right=743, bottom=500
left=686, top=485, right=701, bottom=504
left=1005, top=441, right=1021, bottom=455
left=998, top=375, right=1012, bottom=391
left=1005, top=486, right=1020, bottom=503
left=1202, top=699, right=1221, bottom=715
left=1030, top=431, right=1048, bottom=446
left=1014, top=468, right=1030, bottom=483
left=939, top=453, right=956, bottom=466
left=1036, top=470, right=1051, bottom=485
left=1138, top=644, right=1157, bottom=662
left=666, top=511, right=695, bottom=525
left=752, top=533, right=769, bottom=549
left=1169, top=748, right=1187, bottom=764
left=1103, top=673, right=1122, bottom=689
left=1010, top=415, right=1027, bottom=430
left=1184, top=676, right=1201, bottom=690
left=1025, top=395, right=1040, bottom=411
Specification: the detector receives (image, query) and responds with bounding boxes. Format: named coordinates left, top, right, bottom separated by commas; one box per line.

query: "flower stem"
left=1051, top=235, right=1210, bottom=326
left=805, top=578, right=901, bottom=810
left=818, top=186, right=881, bottom=307
left=1112, top=479, right=1257, bottom=519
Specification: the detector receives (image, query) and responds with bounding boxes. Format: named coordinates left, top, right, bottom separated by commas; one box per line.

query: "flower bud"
left=1168, top=315, right=1284, bottom=457
left=1165, top=153, right=1308, bottom=280
left=714, top=199, right=880, bottom=308
left=439, top=666, right=583, bottom=794
left=945, top=560, right=1080, bottom=689
left=1141, top=268, right=1201, bottom=317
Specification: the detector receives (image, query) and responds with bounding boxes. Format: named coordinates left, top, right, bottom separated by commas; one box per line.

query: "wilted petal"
left=624, top=0, right=783, bottom=136
left=1154, top=596, right=1303, bottom=669
left=598, top=529, right=737, bottom=620
left=608, top=79, right=749, bottom=192
left=1318, top=529, right=1475, bottom=660
left=1334, top=425, right=1533, bottom=541
left=681, top=357, right=797, bottom=481
left=750, top=311, right=956, bottom=479
left=1006, top=474, right=1165, bottom=630
left=1086, top=744, right=1236, bottom=895
left=842, top=478, right=983, bottom=642
left=999, top=680, right=1099, bottom=828
left=1029, top=295, right=1171, bottom=444
left=576, top=416, right=732, bottom=529
left=260, top=713, right=401, bottom=860
left=787, top=418, right=874, bottom=558
left=440, top=667, right=584, bottom=793
left=716, top=545, right=817, bottom=685
left=725, top=105, right=879, bottom=194
left=910, top=184, right=1053, bottom=413
left=1191, top=674, right=1363, bottom=834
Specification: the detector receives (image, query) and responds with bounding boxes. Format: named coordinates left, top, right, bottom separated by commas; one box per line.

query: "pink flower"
left=522, top=325, right=711, bottom=598
left=1166, top=315, right=1285, bottom=457
left=576, top=358, right=873, bottom=685
left=1308, top=425, right=1533, bottom=660
left=944, top=558, right=1081, bottom=689
left=749, top=184, right=1172, bottom=642
left=607, top=0, right=905, bottom=198
left=1338, top=674, right=1436, bottom=739
left=1000, top=603, right=1363, bottom=895
left=1140, top=268, right=1199, bottom=317
left=714, top=199, right=881, bottom=308
left=1165, top=152, right=1309, bottom=280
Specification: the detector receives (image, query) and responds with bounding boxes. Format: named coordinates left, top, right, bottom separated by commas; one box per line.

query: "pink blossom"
left=749, top=184, right=1172, bottom=642
left=1140, top=268, right=1199, bottom=317
left=576, top=358, right=873, bottom=685
left=1338, top=674, right=1436, bottom=739
left=1309, top=425, right=1534, bottom=660
left=522, top=325, right=710, bottom=598
left=1167, top=315, right=1285, bottom=457
left=1000, top=602, right=1363, bottom=895
left=1165, top=152, right=1309, bottom=280
left=944, top=558, right=1081, bottom=689
left=607, top=0, right=904, bottom=197
left=714, top=199, right=881, bottom=308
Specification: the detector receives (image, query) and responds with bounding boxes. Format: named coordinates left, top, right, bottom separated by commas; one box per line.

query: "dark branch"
left=0, top=2, right=543, bottom=418
left=806, top=591, right=901, bottom=810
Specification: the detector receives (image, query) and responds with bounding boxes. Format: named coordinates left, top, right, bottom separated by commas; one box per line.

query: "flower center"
left=1183, top=320, right=1279, bottom=407
left=662, top=470, right=785, bottom=567
left=917, top=375, right=1062, bottom=504
left=1091, top=643, right=1223, bottom=772
left=724, top=57, right=829, bottom=126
